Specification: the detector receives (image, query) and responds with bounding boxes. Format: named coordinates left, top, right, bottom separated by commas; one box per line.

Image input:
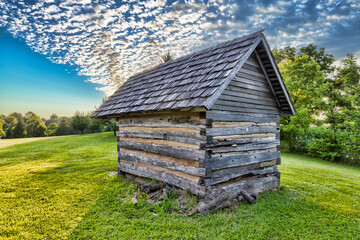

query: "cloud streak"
left=1, top=0, right=359, bottom=95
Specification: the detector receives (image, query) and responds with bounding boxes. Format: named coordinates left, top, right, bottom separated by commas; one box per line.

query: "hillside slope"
left=0, top=133, right=359, bottom=239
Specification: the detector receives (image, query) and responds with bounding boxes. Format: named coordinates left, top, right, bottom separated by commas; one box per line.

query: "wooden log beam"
left=210, top=142, right=278, bottom=153
left=118, top=140, right=205, bottom=161
left=118, top=161, right=206, bottom=196
left=119, top=137, right=199, bottom=150
left=207, top=125, right=276, bottom=136
left=119, top=150, right=206, bottom=177
left=211, top=165, right=278, bottom=185
left=206, top=111, right=279, bottom=123
left=210, top=150, right=280, bottom=170
left=209, top=175, right=279, bottom=198
left=117, top=130, right=206, bottom=146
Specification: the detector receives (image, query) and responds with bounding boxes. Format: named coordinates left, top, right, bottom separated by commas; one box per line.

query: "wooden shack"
left=92, top=30, right=295, bottom=198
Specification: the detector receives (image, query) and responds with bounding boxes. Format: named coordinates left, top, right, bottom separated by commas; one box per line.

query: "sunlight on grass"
left=0, top=133, right=359, bottom=239
left=0, top=137, right=53, bottom=149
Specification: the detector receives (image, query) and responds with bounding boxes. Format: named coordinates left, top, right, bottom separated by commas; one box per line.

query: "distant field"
left=0, top=133, right=359, bottom=239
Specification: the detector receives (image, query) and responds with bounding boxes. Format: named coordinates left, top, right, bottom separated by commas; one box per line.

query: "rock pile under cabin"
left=92, top=30, right=295, bottom=213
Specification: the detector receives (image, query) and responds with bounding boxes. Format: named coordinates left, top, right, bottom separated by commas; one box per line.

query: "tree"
left=13, top=120, right=26, bottom=138
left=46, top=122, right=58, bottom=136
left=71, top=112, right=91, bottom=134
left=325, top=54, right=360, bottom=131
left=25, top=114, right=47, bottom=137
left=272, top=46, right=296, bottom=63
left=45, top=114, right=59, bottom=126
left=279, top=55, right=327, bottom=150
left=105, top=118, right=117, bottom=136
left=56, top=120, right=71, bottom=135
left=0, top=116, right=5, bottom=138
left=89, top=118, right=103, bottom=133
left=299, top=44, right=335, bottom=74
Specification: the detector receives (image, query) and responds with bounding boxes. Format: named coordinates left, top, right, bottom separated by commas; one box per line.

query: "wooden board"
left=118, top=161, right=206, bottom=196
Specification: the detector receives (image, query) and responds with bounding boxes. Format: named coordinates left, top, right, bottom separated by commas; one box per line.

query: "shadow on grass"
left=69, top=176, right=360, bottom=240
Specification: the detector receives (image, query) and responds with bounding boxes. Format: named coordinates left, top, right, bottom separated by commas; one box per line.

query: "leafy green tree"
left=45, top=114, right=59, bottom=126
left=5, top=116, right=18, bottom=129
left=325, top=54, right=360, bottom=131
left=9, top=112, right=23, bottom=124
left=0, top=116, right=5, bottom=137
left=26, top=114, right=47, bottom=137
left=13, top=120, right=26, bottom=138
left=6, top=128, right=13, bottom=139
left=71, top=112, right=91, bottom=134
left=46, top=122, right=59, bottom=136
left=272, top=46, right=296, bottom=63
left=56, top=120, right=71, bottom=135
left=105, top=118, right=117, bottom=136
left=89, top=118, right=103, bottom=133
left=299, top=44, right=335, bottom=74
left=279, top=55, right=327, bottom=150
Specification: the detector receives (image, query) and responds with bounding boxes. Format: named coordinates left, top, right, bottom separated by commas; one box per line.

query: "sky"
left=0, top=0, right=359, bottom=118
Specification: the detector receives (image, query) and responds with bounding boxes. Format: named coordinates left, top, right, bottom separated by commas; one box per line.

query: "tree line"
left=0, top=111, right=116, bottom=139
left=274, top=45, right=360, bottom=166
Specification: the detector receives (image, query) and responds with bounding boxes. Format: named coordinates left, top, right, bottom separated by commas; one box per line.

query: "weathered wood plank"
left=222, top=89, right=277, bottom=103
left=117, top=112, right=201, bottom=121
left=211, top=104, right=280, bottom=115
left=206, top=111, right=279, bottom=122
left=228, top=80, right=272, bottom=94
left=213, top=133, right=276, bottom=140
left=211, top=165, right=278, bottom=185
left=117, top=130, right=206, bottom=146
left=118, top=126, right=201, bottom=134
left=209, top=175, right=279, bottom=198
left=211, top=142, right=278, bottom=153
left=210, top=150, right=280, bottom=170
left=207, top=125, right=277, bottom=136
left=219, top=93, right=278, bottom=108
left=120, top=148, right=200, bottom=167
left=212, top=122, right=276, bottom=128
left=119, top=137, right=200, bottom=150
left=211, top=136, right=278, bottom=146
left=117, top=116, right=206, bottom=129
left=214, top=99, right=280, bottom=112
left=118, top=140, right=205, bottom=161
left=224, top=84, right=277, bottom=99
left=118, top=161, right=206, bottom=196
left=119, top=151, right=206, bottom=177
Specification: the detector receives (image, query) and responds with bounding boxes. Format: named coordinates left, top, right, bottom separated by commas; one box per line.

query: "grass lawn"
left=0, top=133, right=359, bottom=239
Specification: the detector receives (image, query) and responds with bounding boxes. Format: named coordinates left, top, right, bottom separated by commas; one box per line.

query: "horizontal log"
left=210, top=142, right=278, bottom=153
left=212, top=122, right=276, bottom=128
left=118, top=140, right=205, bottom=161
left=120, top=148, right=200, bottom=167
left=119, top=151, right=206, bottom=177
left=120, top=160, right=200, bottom=182
left=211, top=136, right=277, bottom=146
left=211, top=165, right=278, bottom=185
left=213, top=133, right=276, bottom=140
left=206, top=111, right=279, bottom=123
left=117, top=112, right=201, bottom=121
left=117, top=116, right=206, bottom=130
left=210, top=150, right=280, bottom=170
left=207, top=125, right=277, bottom=136
left=118, top=161, right=206, bottom=196
left=119, top=137, right=199, bottom=150
left=211, top=104, right=280, bottom=115
left=119, top=126, right=200, bottom=134
left=117, top=130, right=206, bottom=146
left=209, top=175, right=279, bottom=198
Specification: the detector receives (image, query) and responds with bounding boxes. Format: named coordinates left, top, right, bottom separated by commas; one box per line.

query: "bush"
left=281, top=126, right=360, bottom=166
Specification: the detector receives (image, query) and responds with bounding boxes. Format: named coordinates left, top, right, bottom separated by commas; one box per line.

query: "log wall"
left=206, top=52, right=282, bottom=197
left=117, top=112, right=207, bottom=196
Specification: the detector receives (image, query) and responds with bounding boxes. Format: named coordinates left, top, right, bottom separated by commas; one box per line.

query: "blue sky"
left=0, top=0, right=359, bottom=117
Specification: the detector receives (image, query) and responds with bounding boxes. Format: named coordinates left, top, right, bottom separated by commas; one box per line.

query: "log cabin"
left=92, top=30, right=295, bottom=198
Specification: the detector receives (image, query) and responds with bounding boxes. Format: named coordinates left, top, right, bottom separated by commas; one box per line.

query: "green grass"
left=0, top=133, right=359, bottom=239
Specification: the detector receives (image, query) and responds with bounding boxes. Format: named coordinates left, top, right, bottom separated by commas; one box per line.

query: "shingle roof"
left=92, top=30, right=268, bottom=118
